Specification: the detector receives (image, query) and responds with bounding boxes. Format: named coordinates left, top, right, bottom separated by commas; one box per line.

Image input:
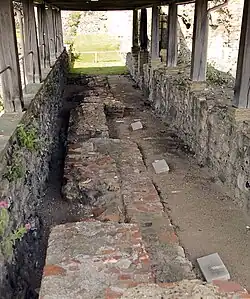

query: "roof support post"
left=0, top=0, right=23, bottom=112
left=190, top=0, right=208, bottom=81
left=151, top=5, right=160, bottom=61
left=132, top=9, right=139, bottom=51
left=56, top=9, right=64, bottom=53
left=140, top=8, right=148, bottom=50
left=46, top=6, right=56, bottom=64
left=52, top=8, right=59, bottom=58
left=37, top=4, right=50, bottom=69
left=233, top=0, right=250, bottom=108
left=22, top=0, right=41, bottom=83
left=166, top=3, right=178, bottom=67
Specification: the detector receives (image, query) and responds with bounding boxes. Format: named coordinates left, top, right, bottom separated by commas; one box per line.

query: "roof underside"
left=42, top=0, right=197, bottom=11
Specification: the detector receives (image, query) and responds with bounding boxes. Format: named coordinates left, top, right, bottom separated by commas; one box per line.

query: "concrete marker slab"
left=131, top=121, right=143, bottom=131
left=197, top=253, right=230, bottom=283
left=152, top=159, right=170, bottom=174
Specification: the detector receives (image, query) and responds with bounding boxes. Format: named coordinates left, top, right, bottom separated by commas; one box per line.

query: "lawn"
left=70, top=34, right=128, bottom=75
left=71, top=65, right=128, bottom=76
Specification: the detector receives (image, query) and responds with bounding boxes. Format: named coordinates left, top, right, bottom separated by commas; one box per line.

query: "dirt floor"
left=106, top=75, right=250, bottom=291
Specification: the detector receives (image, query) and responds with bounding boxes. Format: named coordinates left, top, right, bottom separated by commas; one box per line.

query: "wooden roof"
left=41, top=0, right=197, bottom=11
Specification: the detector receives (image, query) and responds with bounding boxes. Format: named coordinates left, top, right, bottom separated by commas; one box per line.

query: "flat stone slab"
left=0, top=113, right=23, bottom=153
left=152, top=159, right=170, bottom=174
left=197, top=253, right=230, bottom=283
left=131, top=121, right=143, bottom=131
left=39, top=220, right=153, bottom=299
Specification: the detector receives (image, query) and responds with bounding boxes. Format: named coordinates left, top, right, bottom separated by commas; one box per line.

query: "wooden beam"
left=140, top=8, right=148, bottom=50
left=52, top=8, right=59, bottom=58
left=190, top=0, right=209, bottom=81
left=37, top=4, right=46, bottom=69
left=46, top=6, right=56, bottom=64
left=233, top=0, right=250, bottom=108
left=132, top=9, right=139, bottom=49
left=57, top=10, right=64, bottom=53
left=151, top=5, right=160, bottom=60
left=0, top=0, right=23, bottom=112
left=166, top=3, right=178, bottom=66
left=22, top=0, right=41, bottom=83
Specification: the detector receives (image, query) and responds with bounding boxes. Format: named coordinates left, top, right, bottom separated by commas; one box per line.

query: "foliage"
left=0, top=96, right=3, bottom=113
left=4, top=154, right=24, bottom=182
left=206, top=64, right=231, bottom=86
left=72, top=66, right=128, bottom=76
left=64, top=12, right=81, bottom=45
left=73, top=34, right=120, bottom=52
left=17, top=124, right=39, bottom=151
left=0, top=202, right=30, bottom=258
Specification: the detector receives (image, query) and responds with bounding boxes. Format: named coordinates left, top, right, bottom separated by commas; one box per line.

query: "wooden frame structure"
left=0, top=0, right=249, bottom=111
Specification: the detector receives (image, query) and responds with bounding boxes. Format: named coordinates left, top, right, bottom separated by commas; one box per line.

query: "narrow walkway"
left=107, top=75, right=250, bottom=291
left=39, top=74, right=250, bottom=298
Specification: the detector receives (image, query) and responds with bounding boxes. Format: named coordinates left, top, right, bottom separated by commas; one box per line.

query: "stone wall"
left=173, top=0, right=244, bottom=76
left=0, top=50, right=69, bottom=298
left=126, top=55, right=250, bottom=219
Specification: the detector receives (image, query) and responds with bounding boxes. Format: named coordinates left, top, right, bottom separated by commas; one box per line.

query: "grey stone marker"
left=197, top=253, right=230, bottom=283
left=131, top=121, right=143, bottom=131
left=152, top=159, right=170, bottom=174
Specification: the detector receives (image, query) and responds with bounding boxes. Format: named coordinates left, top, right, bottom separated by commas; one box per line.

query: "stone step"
left=39, top=220, right=153, bottom=299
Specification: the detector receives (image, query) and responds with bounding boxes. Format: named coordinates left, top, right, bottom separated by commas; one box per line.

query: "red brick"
left=213, top=280, right=248, bottom=294
left=43, top=265, right=66, bottom=277
left=118, top=274, right=133, bottom=280
left=105, top=287, right=123, bottom=299
left=158, top=231, right=178, bottom=244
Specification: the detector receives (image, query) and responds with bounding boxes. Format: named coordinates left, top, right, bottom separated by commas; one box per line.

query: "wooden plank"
left=37, top=4, right=46, bottom=69
left=52, top=8, right=59, bottom=58
left=190, top=0, right=209, bottom=81
left=233, top=0, right=250, bottom=108
left=140, top=8, right=148, bottom=50
left=57, top=10, right=64, bottom=53
left=36, top=0, right=197, bottom=11
left=0, top=0, right=23, bottom=112
left=166, top=3, right=178, bottom=66
left=46, top=6, right=56, bottom=63
left=151, top=5, right=160, bottom=60
left=132, top=9, right=139, bottom=49
left=22, top=0, right=41, bottom=83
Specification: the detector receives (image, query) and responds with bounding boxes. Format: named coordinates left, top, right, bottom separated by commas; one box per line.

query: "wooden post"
left=140, top=8, right=148, bottom=50
left=52, top=8, right=59, bottom=58
left=151, top=5, right=160, bottom=60
left=166, top=3, right=178, bottom=67
left=0, top=0, right=23, bottom=112
left=190, top=0, right=209, bottom=81
left=22, top=0, right=41, bottom=83
left=37, top=4, right=46, bottom=69
left=57, top=10, right=64, bottom=53
left=46, top=6, right=56, bottom=64
left=132, top=10, right=139, bottom=50
left=233, top=0, right=250, bottom=108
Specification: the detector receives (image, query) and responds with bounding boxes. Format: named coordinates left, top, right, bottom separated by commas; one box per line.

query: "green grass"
left=70, top=34, right=127, bottom=75
left=73, top=34, right=120, bottom=52
left=71, top=65, right=128, bottom=75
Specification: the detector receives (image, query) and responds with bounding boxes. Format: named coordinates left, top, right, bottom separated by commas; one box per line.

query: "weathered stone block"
left=39, top=221, right=153, bottom=299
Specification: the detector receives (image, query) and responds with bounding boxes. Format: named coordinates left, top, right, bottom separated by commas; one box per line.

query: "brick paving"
left=39, top=75, right=249, bottom=298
